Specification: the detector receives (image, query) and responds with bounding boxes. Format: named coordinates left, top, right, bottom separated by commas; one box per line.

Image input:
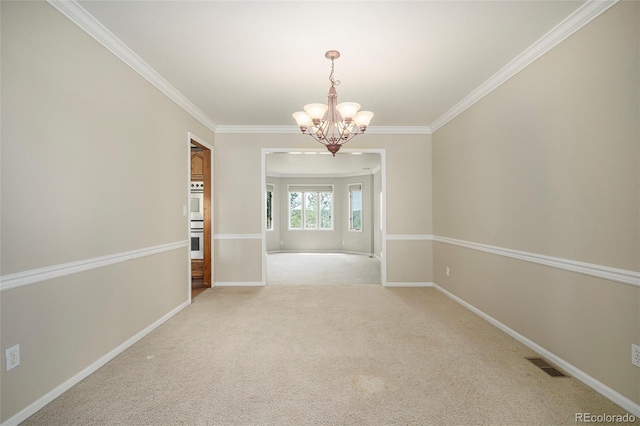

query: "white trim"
left=348, top=182, right=363, bottom=232
left=261, top=149, right=268, bottom=285
left=287, top=184, right=335, bottom=231
left=47, top=0, right=217, bottom=133
left=1, top=300, right=190, bottom=426
left=434, top=236, right=640, bottom=287
left=366, top=126, right=432, bottom=135
left=0, top=241, right=188, bottom=292
left=430, top=0, right=619, bottom=132
left=432, top=283, right=640, bottom=418
left=380, top=151, right=387, bottom=287
left=213, top=234, right=262, bottom=240
left=214, top=282, right=265, bottom=287
left=217, top=125, right=299, bottom=134
left=216, top=125, right=431, bottom=135
left=386, top=235, right=434, bottom=241
left=268, top=171, right=375, bottom=179
left=384, top=282, right=434, bottom=288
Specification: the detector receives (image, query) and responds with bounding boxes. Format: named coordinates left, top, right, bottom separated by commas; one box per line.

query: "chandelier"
left=292, top=50, right=374, bottom=156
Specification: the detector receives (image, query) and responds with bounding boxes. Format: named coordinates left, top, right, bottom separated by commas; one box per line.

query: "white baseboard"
left=432, top=283, right=640, bottom=418
left=2, top=300, right=190, bottom=426
left=214, top=282, right=265, bottom=287
left=384, top=282, right=434, bottom=287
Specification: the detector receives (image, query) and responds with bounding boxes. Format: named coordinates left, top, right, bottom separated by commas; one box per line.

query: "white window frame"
left=266, top=183, right=274, bottom=231
left=348, top=183, right=363, bottom=232
left=288, top=185, right=334, bottom=231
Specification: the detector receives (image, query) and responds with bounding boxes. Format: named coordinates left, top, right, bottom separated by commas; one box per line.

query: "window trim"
left=266, top=183, right=274, bottom=232
left=288, top=184, right=334, bottom=231
left=348, top=183, right=363, bottom=232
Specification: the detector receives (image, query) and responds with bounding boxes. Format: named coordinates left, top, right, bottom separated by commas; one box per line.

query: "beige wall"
left=214, top=133, right=432, bottom=284
left=0, top=2, right=214, bottom=421
left=433, top=1, right=639, bottom=405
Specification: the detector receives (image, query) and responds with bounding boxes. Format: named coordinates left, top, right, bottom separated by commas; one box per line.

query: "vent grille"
left=526, top=357, right=568, bottom=377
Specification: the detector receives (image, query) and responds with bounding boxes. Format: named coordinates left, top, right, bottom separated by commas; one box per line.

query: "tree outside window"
left=290, top=192, right=302, bottom=229
left=266, top=184, right=274, bottom=231
left=320, top=192, right=332, bottom=229
left=289, top=188, right=333, bottom=230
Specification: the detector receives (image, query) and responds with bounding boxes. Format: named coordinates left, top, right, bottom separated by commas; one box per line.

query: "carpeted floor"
left=23, top=286, right=634, bottom=425
left=267, top=253, right=380, bottom=285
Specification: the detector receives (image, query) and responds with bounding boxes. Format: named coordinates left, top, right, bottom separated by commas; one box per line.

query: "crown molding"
left=430, top=0, right=619, bottom=133
left=366, top=126, right=432, bottom=135
left=48, top=0, right=616, bottom=137
left=215, top=125, right=432, bottom=135
left=215, top=125, right=300, bottom=134
left=47, top=0, right=218, bottom=133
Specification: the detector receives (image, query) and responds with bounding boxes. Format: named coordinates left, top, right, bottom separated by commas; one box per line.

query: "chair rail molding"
left=434, top=235, right=639, bottom=287
left=0, top=240, right=189, bottom=291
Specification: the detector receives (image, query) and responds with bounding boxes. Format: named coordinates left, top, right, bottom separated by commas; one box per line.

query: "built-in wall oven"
left=190, top=222, right=204, bottom=260
left=190, top=182, right=204, bottom=221
left=190, top=181, right=204, bottom=259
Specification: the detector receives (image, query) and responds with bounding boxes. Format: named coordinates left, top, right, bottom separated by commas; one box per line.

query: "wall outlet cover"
left=6, top=344, right=20, bottom=371
left=632, top=344, right=640, bottom=368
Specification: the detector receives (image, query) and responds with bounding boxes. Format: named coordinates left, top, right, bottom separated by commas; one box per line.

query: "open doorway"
left=190, top=137, right=212, bottom=299
left=262, top=148, right=386, bottom=286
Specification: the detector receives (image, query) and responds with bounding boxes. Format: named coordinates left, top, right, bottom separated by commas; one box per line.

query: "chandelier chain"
left=329, top=59, right=341, bottom=87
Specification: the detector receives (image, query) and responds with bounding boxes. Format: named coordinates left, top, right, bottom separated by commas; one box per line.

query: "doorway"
left=190, top=137, right=212, bottom=299
left=261, top=148, right=386, bottom=286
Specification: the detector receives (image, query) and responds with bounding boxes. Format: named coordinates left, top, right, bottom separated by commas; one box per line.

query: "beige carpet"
left=24, top=286, right=634, bottom=425
left=267, top=253, right=380, bottom=285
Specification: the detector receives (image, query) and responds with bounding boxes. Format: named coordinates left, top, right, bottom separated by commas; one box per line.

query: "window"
left=266, top=183, right=274, bottom=231
left=348, top=183, right=362, bottom=231
left=289, top=185, right=333, bottom=230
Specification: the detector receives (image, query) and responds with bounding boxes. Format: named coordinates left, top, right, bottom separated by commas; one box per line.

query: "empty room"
left=1, top=0, right=638, bottom=425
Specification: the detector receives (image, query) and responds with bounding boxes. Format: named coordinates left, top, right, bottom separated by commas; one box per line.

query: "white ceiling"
left=77, top=0, right=585, bottom=128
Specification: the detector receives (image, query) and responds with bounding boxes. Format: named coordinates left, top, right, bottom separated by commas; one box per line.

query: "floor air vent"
left=525, top=357, right=568, bottom=377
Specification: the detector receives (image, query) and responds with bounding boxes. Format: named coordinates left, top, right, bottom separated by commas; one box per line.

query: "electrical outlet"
left=6, top=344, right=20, bottom=371
left=632, top=344, right=640, bottom=368
left=446, top=267, right=450, bottom=277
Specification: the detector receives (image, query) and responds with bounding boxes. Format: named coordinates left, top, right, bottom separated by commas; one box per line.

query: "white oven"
left=190, top=221, right=204, bottom=259
left=190, top=181, right=204, bottom=221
